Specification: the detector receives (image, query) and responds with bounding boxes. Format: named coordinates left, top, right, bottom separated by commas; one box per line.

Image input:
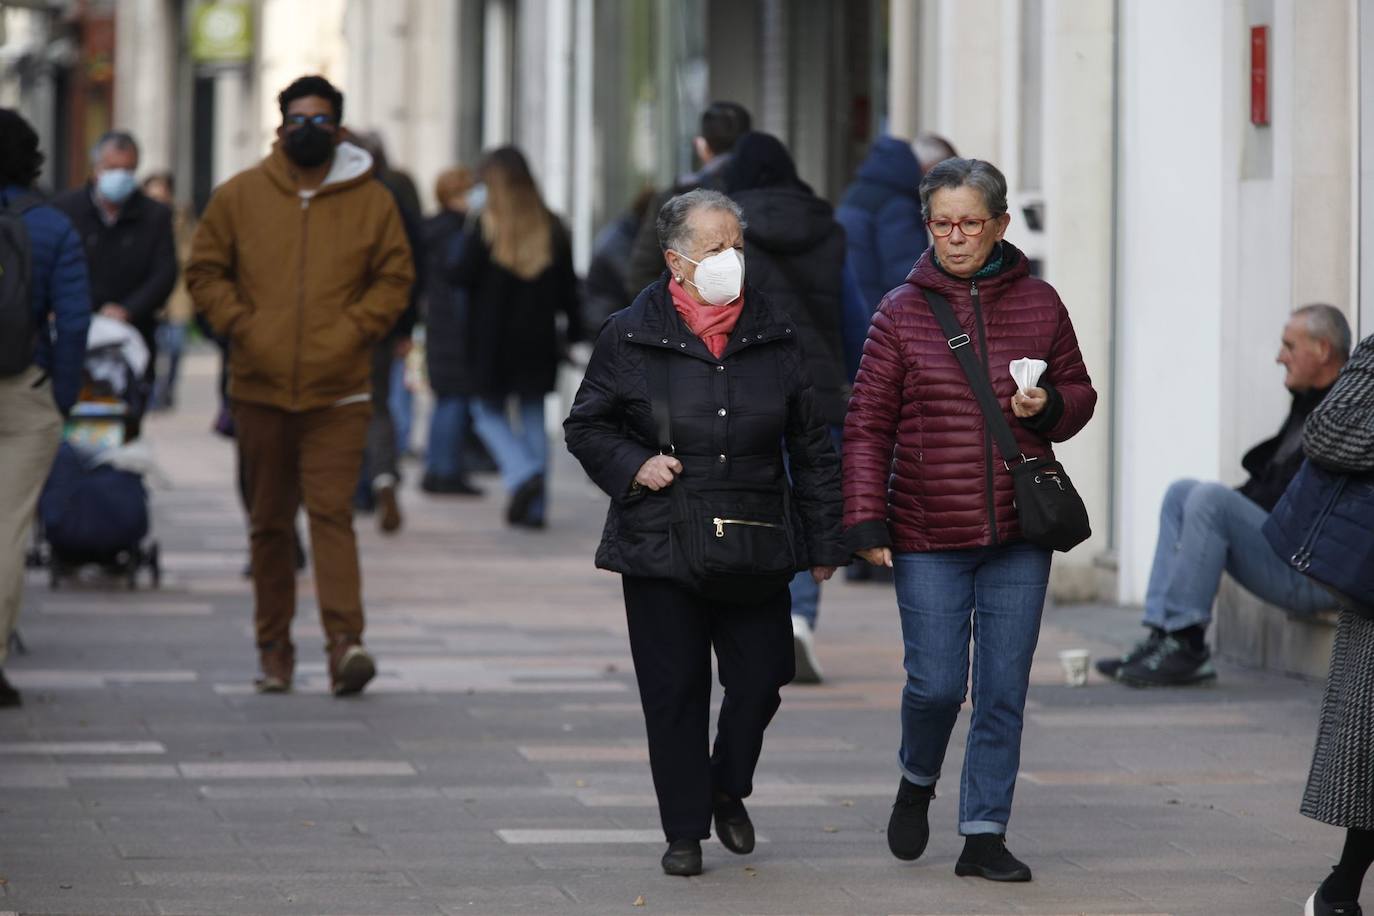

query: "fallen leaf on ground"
left=633, top=895, right=646, bottom=906
left=823, top=826, right=839, bottom=833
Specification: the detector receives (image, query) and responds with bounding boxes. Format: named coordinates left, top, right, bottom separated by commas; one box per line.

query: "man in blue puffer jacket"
left=0, top=108, right=91, bottom=708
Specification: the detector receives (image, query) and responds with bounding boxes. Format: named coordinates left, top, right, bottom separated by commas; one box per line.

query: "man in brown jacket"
left=187, top=75, right=413, bottom=697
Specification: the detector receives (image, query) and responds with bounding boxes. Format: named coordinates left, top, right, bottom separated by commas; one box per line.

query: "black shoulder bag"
left=646, top=351, right=799, bottom=603
left=923, top=287, right=1091, bottom=553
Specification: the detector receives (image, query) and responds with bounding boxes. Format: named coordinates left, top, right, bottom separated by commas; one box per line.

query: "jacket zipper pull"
left=713, top=518, right=725, bottom=538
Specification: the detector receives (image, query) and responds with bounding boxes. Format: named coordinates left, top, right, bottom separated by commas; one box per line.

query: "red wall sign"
left=1251, top=25, right=1269, bottom=126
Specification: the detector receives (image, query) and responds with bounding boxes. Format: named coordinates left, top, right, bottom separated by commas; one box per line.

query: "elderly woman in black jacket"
left=564, top=188, right=846, bottom=877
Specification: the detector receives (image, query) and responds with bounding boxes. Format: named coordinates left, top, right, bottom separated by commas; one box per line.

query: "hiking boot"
left=254, top=641, right=295, bottom=693
left=661, top=839, right=703, bottom=876
left=791, top=614, right=823, bottom=684
left=887, top=778, right=934, bottom=861
left=713, top=792, right=755, bottom=855
left=0, top=669, right=21, bottom=708
left=1095, top=627, right=1165, bottom=678
left=327, top=638, right=376, bottom=697
left=1117, top=635, right=1217, bottom=687
left=376, top=482, right=402, bottom=534
left=955, top=834, right=1032, bottom=882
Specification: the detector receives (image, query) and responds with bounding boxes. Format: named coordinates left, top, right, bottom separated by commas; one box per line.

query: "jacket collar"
left=905, top=239, right=1031, bottom=299
left=261, top=140, right=376, bottom=198
left=620, top=278, right=796, bottom=362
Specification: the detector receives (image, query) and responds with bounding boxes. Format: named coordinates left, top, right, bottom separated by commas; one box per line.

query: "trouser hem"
left=959, top=820, right=1006, bottom=836
left=899, top=763, right=939, bottom=787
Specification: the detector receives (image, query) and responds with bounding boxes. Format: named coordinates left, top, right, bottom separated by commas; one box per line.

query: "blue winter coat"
left=835, top=137, right=928, bottom=313
left=2, top=185, right=91, bottom=413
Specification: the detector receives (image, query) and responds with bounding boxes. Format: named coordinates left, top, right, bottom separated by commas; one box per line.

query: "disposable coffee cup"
left=1058, top=649, right=1090, bottom=687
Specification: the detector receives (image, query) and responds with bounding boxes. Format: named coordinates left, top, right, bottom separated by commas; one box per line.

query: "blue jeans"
left=893, top=541, right=1052, bottom=835
left=471, top=395, right=548, bottom=518
left=1142, top=479, right=1333, bottom=632
left=426, top=396, right=473, bottom=479
left=786, top=425, right=844, bottom=630
left=388, top=357, right=413, bottom=455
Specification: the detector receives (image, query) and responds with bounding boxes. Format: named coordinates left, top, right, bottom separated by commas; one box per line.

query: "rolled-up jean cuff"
left=1162, top=605, right=1213, bottom=632
left=899, top=762, right=938, bottom=787
left=959, top=820, right=1006, bottom=836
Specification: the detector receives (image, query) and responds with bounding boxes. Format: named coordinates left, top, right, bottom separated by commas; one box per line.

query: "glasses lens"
left=959, top=219, right=986, bottom=237
left=928, top=220, right=954, bottom=237
left=287, top=114, right=334, bottom=127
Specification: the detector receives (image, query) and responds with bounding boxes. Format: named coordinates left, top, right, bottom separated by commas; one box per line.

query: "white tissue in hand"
left=1009, top=358, right=1048, bottom=395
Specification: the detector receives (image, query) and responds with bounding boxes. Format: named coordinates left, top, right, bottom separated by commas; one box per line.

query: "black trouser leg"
left=1323, top=827, right=1374, bottom=901
left=624, top=576, right=714, bottom=842
left=709, top=585, right=794, bottom=801
left=624, top=577, right=794, bottom=842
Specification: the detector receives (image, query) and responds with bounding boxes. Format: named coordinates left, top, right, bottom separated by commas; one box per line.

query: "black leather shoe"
left=506, top=474, right=544, bottom=525
left=887, top=778, right=934, bottom=861
left=713, top=793, right=755, bottom=855
left=955, top=834, right=1032, bottom=882
left=661, top=839, right=703, bottom=876
left=0, top=669, right=20, bottom=708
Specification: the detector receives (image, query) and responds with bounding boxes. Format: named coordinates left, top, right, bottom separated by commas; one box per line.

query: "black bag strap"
left=646, top=349, right=674, bottom=454
left=921, top=287, right=1026, bottom=467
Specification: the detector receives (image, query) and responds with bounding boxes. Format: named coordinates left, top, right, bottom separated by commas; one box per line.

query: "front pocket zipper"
left=713, top=517, right=782, bottom=538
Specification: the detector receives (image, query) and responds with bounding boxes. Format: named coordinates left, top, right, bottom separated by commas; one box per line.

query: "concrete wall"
left=113, top=0, right=179, bottom=175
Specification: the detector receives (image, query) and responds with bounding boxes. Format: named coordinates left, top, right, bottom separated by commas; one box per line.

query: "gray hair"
left=90, top=130, right=139, bottom=166
left=1294, top=303, right=1352, bottom=363
left=656, top=188, right=745, bottom=254
left=918, top=157, right=1008, bottom=221
left=912, top=133, right=959, bottom=172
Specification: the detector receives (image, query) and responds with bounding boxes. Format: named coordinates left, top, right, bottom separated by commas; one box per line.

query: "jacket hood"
left=734, top=186, right=838, bottom=256
left=855, top=136, right=922, bottom=193
left=906, top=239, right=1031, bottom=296
left=262, top=140, right=375, bottom=197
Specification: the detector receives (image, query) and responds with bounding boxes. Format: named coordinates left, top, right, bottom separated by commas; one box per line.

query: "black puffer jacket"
left=421, top=209, right=475, bottom=397
left=564, top=280, right=847, bottom=578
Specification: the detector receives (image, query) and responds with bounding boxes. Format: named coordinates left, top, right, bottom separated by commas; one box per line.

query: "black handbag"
left=646, top=351, right=797, bottom=603
left=923, top=287, right=1091, bottom=553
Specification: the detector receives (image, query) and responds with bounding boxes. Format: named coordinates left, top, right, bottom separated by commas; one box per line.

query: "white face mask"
left=676, top=248, right=744, bottom=306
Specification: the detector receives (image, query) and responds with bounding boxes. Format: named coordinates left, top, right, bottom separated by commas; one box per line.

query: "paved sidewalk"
left=0, top=353, right=1344, bottom=915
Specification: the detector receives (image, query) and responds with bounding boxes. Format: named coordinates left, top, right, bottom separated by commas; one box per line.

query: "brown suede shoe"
left=327, top=638, right=376, bottom=697
left=376, top=483, right=402, bottom=534
left=254, top=641, right=295, bottom=693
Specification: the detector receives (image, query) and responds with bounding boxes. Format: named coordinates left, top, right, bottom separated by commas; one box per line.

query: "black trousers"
left=622, top=576, right=795, bottom=842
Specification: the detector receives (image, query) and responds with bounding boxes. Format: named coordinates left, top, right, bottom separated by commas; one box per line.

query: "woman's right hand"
left=856, top=547, right=893, bottom=567
left=634, top=454, right=683, bottom=491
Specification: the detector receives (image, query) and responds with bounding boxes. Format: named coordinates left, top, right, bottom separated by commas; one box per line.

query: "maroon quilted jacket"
left=843, top=242, right=1096, bottom=553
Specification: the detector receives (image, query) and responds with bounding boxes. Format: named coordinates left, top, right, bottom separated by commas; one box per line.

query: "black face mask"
left=283, top=123, right=335, bottom=168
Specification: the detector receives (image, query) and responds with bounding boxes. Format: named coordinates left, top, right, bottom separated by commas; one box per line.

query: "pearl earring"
left=674, top=275, right=682, bottom=283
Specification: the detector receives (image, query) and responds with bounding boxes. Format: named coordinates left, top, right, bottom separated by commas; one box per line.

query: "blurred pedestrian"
left=449, top=146, right=581, bottom=529
left=913, top=133, right=960, bottom=172
left=844, top=158, right=1097, bottom=881
left=0, top=109, right=91, bottom=706
left=626, top=102, right=752, bottom=293
left=1286, top=333, right=1374, bottom=916
left=187, top=75, right=413, bottom=697
left=720, top=131, right=854, bottom=684
left=420, top=166, right=483, bottom=496
left=564, top=189, right=845, bottom=876
left=582, top=186, right=654, bottom=328
left=140, top=172, right=195, bottom=411
left=52, top=130, right=176, bottom=434
left=349, top=130, right=424, bottom=534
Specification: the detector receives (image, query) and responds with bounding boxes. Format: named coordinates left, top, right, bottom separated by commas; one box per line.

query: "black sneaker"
left=506, top=474, right=545, bottom=526
left=0, top=669, right=20, bottom=708
left=955, top=834, right=1032, bottom=882
left=1117, top=635, right=1217, bottom=687
left=1095, top=628, right=1165, bottom=678
left=1307, top=886, right=1363, bottom=915
left=661, top=839, right=703, bottom=876
left=887, top=778, right=934, bottom=861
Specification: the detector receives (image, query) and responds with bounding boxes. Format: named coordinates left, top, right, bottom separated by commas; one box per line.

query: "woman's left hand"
left=810, top=566, right=837, bottom=584
left=1011, top=387, right=1048, bottom=418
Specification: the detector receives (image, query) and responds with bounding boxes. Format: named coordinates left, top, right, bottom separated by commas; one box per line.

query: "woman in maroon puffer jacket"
left=843, top=158, right=1096, bottom=883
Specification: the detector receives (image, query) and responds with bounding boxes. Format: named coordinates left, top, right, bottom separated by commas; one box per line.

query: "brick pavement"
left=0, top=352, right=1347, bottom=915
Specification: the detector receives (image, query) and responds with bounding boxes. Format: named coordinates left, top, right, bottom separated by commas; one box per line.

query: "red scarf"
left=668, top=279, right=744, bottom=359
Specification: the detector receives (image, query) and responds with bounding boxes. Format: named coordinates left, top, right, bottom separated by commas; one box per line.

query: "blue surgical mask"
left=466, top=183, right=487, bottom=212
left=96, top=169, right=137, bottom=205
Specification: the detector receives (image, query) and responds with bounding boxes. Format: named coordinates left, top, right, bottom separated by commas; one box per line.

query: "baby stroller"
left=32, top=317, right=162, bottom=589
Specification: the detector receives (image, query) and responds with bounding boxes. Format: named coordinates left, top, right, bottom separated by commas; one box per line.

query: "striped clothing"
left=1304, top=335, right=1374, bottom=473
